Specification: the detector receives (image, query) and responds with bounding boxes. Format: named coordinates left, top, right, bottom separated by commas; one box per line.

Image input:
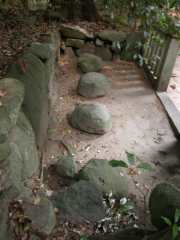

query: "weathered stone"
left=75, top=42, right=96, bottom=56
left=4, top=53, right=48, bottom=147
left=98, top=31, right=126, bottom=44
left=52, top=30, right=61, bottom=62
left=0, top=198, right=8, bottom=240
left=25, top=43, right=52, bottom=60
left=121, top=31, right=145, bottom=61
left=8, top=112, right=38, bottom=180
left=45, top=44, right=56, bottom=87
left=1, top=143, right=25, bottom=199
left=79, top=159, right=129, bottom=199
left=64, top=47, right=77, bottom=62
left=149, top=177, right=180, bottom=230
left=0, top=142, right=12, bottom=162
left=65, top=38, right=85, bottom=48
left=60, top=42, right=66, bottom=51
left=77, top=53, right=102, bottom=73
left=0, top=78, right=24, bottom=143
left=22, top=196, right=56, bottom=235
left=95, top=38, right=104, bottom=47
left=50, top=180, right=105, bottom=222
left=51, top=115, right=57, bottom=123
left=54, top=156, right=78, bottom=178
left=71, top=103, right=112, bottom=134
left=95, top=46, right=112, bottom=61
left=60, top=24, right=94, bottom=40
left=78, top=72, right=108, bottom=98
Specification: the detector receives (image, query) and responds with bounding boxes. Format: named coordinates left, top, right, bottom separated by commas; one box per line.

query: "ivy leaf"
left=125, top=205, right=134, bottom=210
left=24, top=181, right=30, bottom=188
left=126, top=151, right=135, bottom=165
left=173, top=224, right=178, bottom=239
left=136, top=162, right=155, bottom=171
left=161, top=216, right=172, bottom=226
left=108, top=160, right=128, bottom=168
left=23, top=223, right=31, bottom=232
left=175, top=209, right=180, bottom=223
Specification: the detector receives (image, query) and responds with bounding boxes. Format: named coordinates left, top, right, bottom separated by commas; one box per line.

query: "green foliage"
left=108, top=151, right=155, bottom=171
left=23, top=223, right=31, bottom=232
left=106, top=0, right=180, bottom=64
left=161, top=208, right=180, bottom=239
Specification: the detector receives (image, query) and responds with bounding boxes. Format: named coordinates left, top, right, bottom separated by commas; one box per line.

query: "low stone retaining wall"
left=0, top=29, right=60, bottom=213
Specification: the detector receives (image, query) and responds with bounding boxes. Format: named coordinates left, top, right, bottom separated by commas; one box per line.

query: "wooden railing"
left=143, top=27, right=179, bottom=92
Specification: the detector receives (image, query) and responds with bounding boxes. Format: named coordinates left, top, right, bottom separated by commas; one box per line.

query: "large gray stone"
left=22, top=196, right=56, bottom=235
left=4, top=53, right=48, bottom=147
left=95, top=38, right=104, bottom=47
left=77, top=53, right=102, bottom=73
left=25, top=43, right=52, bottom=60
left=1, top=143, right=25, bottom=199
left=54, top=156, right=78, bottom=179
left=149, top=177, right=180, bottom=231
left=50, top=180, right=105, bottom=222
left=65, top=38, right=85, bottom=48
left=75, top=42, right=112, bottom=61
left=75, top=42, right=96, bottom=56
left=78, top=72, right=108, bottom=98
left=0, top=78, right=25, bottom=143
left=121, top=31, right=145, bottom=61
left=9, top=112, right=38, bottom=180
left=79, top=159, right=129, bottom=199
left=95, top=46, right=112, bottom=61
left=0, top=198, right=8, bottom=240
left=0, top=142, right=12, bottom=162
left=71, top=103, right=112, bottom=134
left=98, top=31, right=126, bottom=44
left=60, top=24, right=94, bottom=40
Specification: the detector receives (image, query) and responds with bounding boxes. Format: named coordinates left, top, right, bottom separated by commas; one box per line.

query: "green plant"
left=96, top=193, right=137, bottom=233
left=108, top=151, right=155, bottom=171
left=162, top=209, right=180, bottom=240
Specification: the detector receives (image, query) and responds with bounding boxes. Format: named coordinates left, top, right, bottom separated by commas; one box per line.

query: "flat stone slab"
left=79, top=158, right=129, bottom=199
left=77, top=53, right=102, bottom=73
left=60, top=24, right=94, bottom=40
left=98, top=31, right=126, bottom=44
left=65, top=38, right=84, bottom=48
left=78, top=72, right=108, bottom=98
left=50, top=180, right=105, bottom=222
left=70, top=103, right=112, bottom=134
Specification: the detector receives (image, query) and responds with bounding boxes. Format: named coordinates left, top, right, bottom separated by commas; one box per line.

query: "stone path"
left=40, top=56, right=180, bottom=228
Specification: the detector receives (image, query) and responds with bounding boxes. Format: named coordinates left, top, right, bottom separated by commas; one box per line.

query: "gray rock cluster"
left=0, top=31, right=60, bottom=238
left=60, top=24, right=144, bottom=62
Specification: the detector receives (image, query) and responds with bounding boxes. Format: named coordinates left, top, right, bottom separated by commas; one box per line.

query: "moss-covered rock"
left=0, top=142, right=12, bottom=162
left=77, top=53, right=102, bottom=73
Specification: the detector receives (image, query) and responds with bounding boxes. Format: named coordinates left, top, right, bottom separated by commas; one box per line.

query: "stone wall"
left=0, top=30, right=61, bottom=201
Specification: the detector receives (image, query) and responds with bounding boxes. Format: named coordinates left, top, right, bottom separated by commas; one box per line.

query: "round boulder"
left=70, top=103, right=112, bottom=134
left=77, top=53, right=102, bottom=73
left=77, top=72, right=108, bottom=98
left=79, top=159, right=129, bottom=200
left=149, top=177, right=180, bottom=230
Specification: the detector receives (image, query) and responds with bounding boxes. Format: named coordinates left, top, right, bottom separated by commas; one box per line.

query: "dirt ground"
left=27, top=52, right=180, bottom=239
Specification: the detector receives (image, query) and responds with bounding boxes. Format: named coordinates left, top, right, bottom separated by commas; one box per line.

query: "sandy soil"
left=28, top=52, right=180, bottom=240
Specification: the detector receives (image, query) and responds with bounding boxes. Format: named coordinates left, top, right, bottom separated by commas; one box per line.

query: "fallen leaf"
left=34, top=197, right=41, bottom=205
left=97, top=150, right=100, bottom=153
left=146, top=211, right=150, bottom=214
left=0, top=90, right=5, bottom=98
left=137, top=170, right=141, bottom=175
left=54, top=207, right=59, bottom=213
left=120, top=172, right=124, bottom=178
left=135, top=183, right=140, bottom=187
left=9, top=212, right=13, bottom=218
left=54, top=158, right=59, bottom=162
left=144, top=185, right=150, bottom=190
left=36, top=178, right=41, bottom=182
left=0, top=101, right=2, bottom=107
left=131, top=171, right=137, bottom=175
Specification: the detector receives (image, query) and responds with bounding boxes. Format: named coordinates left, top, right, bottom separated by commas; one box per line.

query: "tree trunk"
left=49, top=0, right=103, bottom=22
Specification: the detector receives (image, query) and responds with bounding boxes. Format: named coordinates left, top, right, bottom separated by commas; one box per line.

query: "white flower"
left=120, top=198, right=127, bottom=205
